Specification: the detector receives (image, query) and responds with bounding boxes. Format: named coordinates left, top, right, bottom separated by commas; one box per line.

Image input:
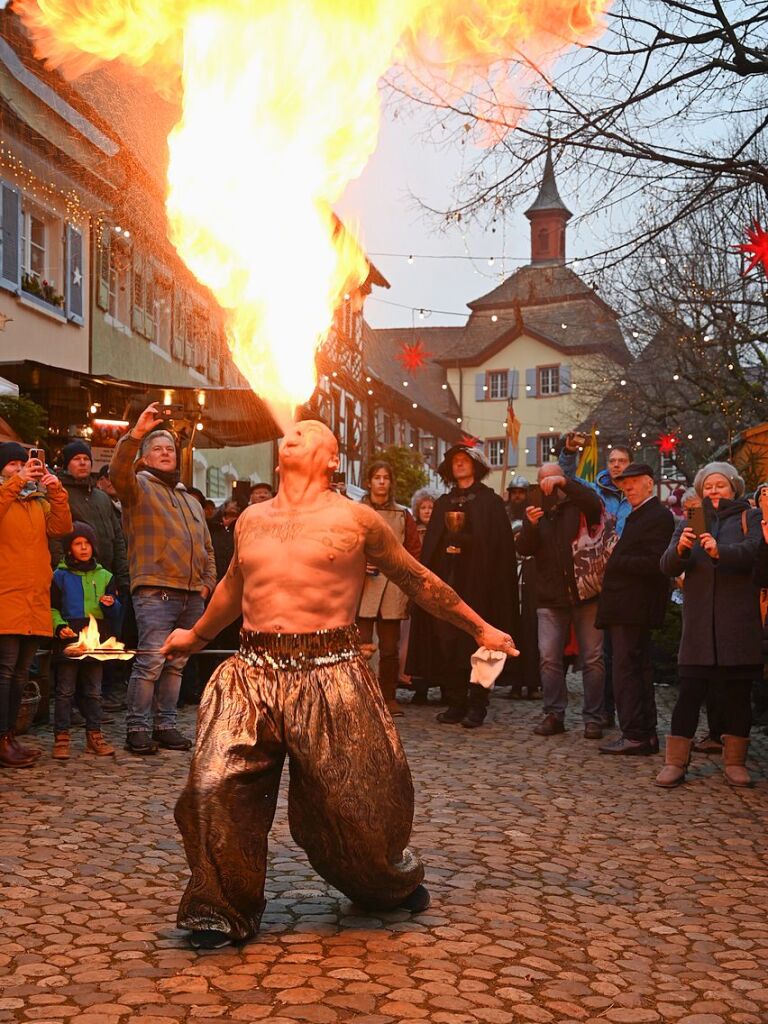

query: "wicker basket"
left=15, top=679, right=41, bottom=735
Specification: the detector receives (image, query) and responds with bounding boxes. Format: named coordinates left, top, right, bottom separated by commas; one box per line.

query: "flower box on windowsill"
left=18, top=289, right=67, bottom=321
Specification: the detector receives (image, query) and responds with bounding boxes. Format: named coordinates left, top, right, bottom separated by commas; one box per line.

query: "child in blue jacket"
left=50, top=522, right=121, bottom=760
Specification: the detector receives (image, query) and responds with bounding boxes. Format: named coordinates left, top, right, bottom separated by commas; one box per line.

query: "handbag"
left=571, top=508, right=618, bottom=601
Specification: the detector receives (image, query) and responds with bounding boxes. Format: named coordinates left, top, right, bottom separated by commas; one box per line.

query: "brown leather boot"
left=654, top=736, right=692, bottom=788
left=9, top=731, right=41, bottom=760
left=86, top=730, right=115, bottom=756
left=52, top=731, right=71, bottom=760
left=0, top=732, right=36, bottom=768
left=722, top=734, right=751, bottom=787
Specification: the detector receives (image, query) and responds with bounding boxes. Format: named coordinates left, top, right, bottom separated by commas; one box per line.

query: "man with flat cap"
left=596, top=463, right=674, bottom=755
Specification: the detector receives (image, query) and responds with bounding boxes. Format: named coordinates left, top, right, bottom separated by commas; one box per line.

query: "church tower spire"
left=524, top=127, right=572, bottom=265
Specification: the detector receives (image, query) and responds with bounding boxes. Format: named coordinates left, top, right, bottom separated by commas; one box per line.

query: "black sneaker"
left=398, top=884, right=431, bottom=913
left=152, top=728, right=193, bottom=751
left=189, top=929, right=232, bottom=950
left=125, top=730, right=159, bottom=755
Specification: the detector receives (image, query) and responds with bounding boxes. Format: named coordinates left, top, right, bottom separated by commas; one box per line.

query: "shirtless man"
left=162, top=416, right=517, bottom=949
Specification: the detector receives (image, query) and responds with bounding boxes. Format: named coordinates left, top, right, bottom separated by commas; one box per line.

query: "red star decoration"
left=397, top=338, right=432, bottom=372
left=655, top=432, right=678, bottom=455
left=460, top=433, right=481, bottom=448
left=738, top=221, right=768, bottom=276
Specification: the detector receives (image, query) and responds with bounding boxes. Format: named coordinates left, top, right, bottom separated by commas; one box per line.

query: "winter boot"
left=461, top=683, right=489, bottom=729
left=52, top=731, right=71, bottom=761
left=654, top=735, right=692, bottom=788
left=9, top=730, right=41, bottom=760
left=86, top=730, right=115, bottom=757
left=721, top=734, right=751, bottom=787
left=0, top=732, right=36, bottom=768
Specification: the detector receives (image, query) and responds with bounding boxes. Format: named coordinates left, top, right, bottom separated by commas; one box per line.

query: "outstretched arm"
left=161, top=529, right=244, bottom=657
left=362, top=506, right=517, bottom=655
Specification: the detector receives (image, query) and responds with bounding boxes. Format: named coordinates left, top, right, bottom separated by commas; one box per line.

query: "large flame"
left=64, top=615, right=132, bottom=660
left=16, top=0, right=610, bottom=420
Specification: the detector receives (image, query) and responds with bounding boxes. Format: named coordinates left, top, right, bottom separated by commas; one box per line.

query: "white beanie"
left=693, top=461, right=745, bottom=499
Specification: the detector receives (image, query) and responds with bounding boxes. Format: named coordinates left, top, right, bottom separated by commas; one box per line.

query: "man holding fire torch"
left=162, top=419, right=518, bottom=949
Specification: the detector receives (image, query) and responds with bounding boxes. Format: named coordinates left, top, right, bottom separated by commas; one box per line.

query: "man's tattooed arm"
left=190, top=527, right=245, bottom=641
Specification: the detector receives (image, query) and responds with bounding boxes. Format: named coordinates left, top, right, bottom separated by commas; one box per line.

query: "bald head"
left=279, top=420, right=340, bottom=481
left=538, top=464, right=562, bottom=483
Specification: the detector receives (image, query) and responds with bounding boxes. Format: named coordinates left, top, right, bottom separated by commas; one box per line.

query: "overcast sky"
left=338, top=101, right=608, bottom=332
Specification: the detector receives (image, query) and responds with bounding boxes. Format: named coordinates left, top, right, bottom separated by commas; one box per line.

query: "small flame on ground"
left=16, top=0, right=611, bottom=422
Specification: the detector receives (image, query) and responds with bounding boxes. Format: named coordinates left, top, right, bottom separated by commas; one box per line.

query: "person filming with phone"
left=516, top=462, right=606, bottom=739
left=0, top=442, right=72, bottom=767
left=657, top=462, right=762, bottom=788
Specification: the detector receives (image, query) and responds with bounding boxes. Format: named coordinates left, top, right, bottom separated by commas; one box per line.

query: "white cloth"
left=469, top=647, right=507, bottom=689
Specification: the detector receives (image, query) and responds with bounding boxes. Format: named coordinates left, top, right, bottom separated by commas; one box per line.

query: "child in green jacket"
left=50, top=522, right=121, bottom=760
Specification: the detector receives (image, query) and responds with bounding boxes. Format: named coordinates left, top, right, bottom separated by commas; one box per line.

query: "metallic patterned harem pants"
left=175, top=626, right=424, bottom=941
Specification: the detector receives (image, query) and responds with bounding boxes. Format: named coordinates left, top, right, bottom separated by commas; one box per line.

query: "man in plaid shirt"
left=110, top=403, right=217, bottom=755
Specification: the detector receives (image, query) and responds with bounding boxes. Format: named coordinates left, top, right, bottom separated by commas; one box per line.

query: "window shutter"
left=525, top=368, right=538, bottom=397
left=64, top=224, right=84, bottom=325
left=172, top=286, right=185, bottom=359
left=508, top=369, right=519, bottom=400
left=96, top=224, right=110, bottom=311
left=559, top=364, right=572, bottom=393
left=0, top=182, right=21, bottom=293
left=132, top=251, right=145, bottom=335
left=508, top=442, right=519, bottom=468
left=525, top=437, right=537, bottom=466
left=144, top=261, right=155, bottom=341
left=474, top=372, right=486, bottom=401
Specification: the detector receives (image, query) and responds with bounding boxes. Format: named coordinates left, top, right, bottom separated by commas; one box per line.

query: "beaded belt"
left=237, top=625, right=361, bottom=671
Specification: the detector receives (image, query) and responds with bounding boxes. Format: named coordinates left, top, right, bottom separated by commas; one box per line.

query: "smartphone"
left=160, top=402, right=187, bottom=418
left=28, top=447, right=43, bottom=461
left=686, top=505, right=709, bottom=536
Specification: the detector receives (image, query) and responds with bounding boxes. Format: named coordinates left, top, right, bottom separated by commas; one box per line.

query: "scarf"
left=144, top=466, right=181, bottom=488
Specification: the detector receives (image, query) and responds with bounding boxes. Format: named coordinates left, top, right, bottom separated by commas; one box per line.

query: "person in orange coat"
left=0, top=442, right=72, bottom=767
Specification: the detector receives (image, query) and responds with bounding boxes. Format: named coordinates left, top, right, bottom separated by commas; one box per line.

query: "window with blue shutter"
left=525, top=436, right=537, bottom=466
left=525, top=368, right=537, bottom=397
left=65, top=224, right=84, bottom=325
left=474, top=372, right=486, bottom=401
left=559, top=364, right=572, bottom=393
left=0, top=182, right=21, bottom=294
left=507, top=369, right=519, bottom=400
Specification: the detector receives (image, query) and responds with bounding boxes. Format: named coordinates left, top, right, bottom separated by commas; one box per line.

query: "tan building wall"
left=446, top=332, right=624, bottom=493
left=0, top=158, right=91, bottom=373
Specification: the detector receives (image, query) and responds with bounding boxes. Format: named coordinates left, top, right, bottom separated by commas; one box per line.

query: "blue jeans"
left=127, top=588, right=204, bottom=733
left=55, top=658, right=102, bottom=732
left=537, top=602, right=605, bottom=724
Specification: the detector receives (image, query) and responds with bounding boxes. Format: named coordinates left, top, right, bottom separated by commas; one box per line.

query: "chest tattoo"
left=242, top=517, right=360, bottom=553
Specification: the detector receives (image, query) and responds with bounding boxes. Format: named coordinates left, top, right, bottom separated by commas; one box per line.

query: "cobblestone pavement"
left=2, top=679, right=767, bottom=1024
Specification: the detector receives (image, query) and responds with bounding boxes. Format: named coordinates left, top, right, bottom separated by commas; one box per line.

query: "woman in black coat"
left=657, top=463, right=762, bottom=788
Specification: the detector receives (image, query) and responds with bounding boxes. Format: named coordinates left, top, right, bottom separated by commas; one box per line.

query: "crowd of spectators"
left=0, top=410, right=766, bottom=790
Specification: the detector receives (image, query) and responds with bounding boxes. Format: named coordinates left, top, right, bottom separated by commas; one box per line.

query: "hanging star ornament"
left=655, top=432, right=679, bottom=455
left=737, top=221, right=768, bottom=276
left=397, top=338, right=432, bottom=372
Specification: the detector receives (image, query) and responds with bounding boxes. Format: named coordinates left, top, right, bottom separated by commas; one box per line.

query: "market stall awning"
left=0, top=361, right=281, bottom=448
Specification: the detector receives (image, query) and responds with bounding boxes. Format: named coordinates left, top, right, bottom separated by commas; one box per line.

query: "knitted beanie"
left=0, top=442, right=29, bottom=472
left=63, top=521, right=99, bottom=558
left=693, top=461, right=745, bottom=499
left=62, top=440, right=93, bottom=468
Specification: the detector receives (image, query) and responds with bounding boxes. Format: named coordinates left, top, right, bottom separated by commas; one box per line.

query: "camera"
left=28, top=448, right=44, bottom=462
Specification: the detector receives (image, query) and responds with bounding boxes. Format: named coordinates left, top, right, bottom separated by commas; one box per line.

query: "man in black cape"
left=406, top=445, right=519, bottom=728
